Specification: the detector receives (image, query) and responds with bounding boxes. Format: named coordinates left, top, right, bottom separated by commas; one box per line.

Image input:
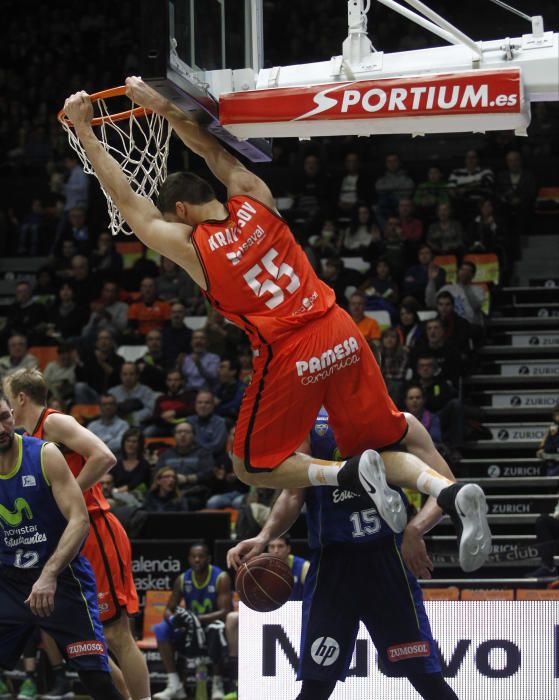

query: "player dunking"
left=0, top=393, right=124, bottom=700
left=3, top=369, right=151, bottom=700
left=62, top=79, right=490, bottom=571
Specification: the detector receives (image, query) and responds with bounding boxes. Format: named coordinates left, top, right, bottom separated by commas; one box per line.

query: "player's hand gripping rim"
left=63, top=91, right=94, bottom=127
left=125, top=76, right=170, bottom=115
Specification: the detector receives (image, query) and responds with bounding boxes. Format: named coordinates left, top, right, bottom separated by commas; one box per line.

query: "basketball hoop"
left=58, top=86, right=172, bottom=237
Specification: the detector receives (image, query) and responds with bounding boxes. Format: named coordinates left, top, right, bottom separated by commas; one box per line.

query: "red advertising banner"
left=220, top=69, right=522, bottom=125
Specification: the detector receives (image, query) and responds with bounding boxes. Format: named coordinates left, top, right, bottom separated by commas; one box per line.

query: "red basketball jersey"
left=31, top=408, right=110, bottom=513
left=191, top=195, right=335, bottom=345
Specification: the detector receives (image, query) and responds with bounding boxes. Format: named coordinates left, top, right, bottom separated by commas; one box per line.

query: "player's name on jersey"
left=332, top=488, right=360, bottom=504
left=207, top=200, right=260, bottom=253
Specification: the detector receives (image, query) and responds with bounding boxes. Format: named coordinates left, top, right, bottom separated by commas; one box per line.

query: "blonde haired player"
left=61, top=79, right=490, bottom=571
left=4, top=369, right=151, bottom=700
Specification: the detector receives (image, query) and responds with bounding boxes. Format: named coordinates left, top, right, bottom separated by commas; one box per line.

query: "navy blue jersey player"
left=268, top=533, right=309, bottom=600
left=228, top=408, right=459, bottom=700
left=153, top=542, right=232, bottom=699
left=0, top=393, right=124, bottom=700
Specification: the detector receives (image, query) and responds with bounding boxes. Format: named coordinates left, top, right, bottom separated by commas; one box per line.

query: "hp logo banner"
left=311, top=637, right=340, bottom=666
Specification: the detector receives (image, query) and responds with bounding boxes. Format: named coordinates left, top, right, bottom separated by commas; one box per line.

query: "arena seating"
left=423, top=273, right=559, bottom=590
left=137, top=590, right=170, bottom=650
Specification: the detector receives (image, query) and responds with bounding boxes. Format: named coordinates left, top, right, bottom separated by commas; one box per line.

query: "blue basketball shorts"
left=298, top=536, right=441, bottom=682
left=0, top=555, right=109, bottom=672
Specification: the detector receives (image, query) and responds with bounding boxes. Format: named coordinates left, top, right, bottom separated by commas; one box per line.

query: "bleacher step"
left=460, top=457, right=542, bottom=464
left=457, top=458, right=548, bottom=478
left=484, top=494, right=558, bottom=515
left=474, top=421, right=548, bottom=442
left=478, top=345, right=558, bottom=357
left=486, top=317, right=559, bottom=329
left=428, top=534, right=536, bottom=541
left=0, top=256, right=49, bottom=274
left=529, top=278, right=559, bottom=287
left=419, top=577, right=554, bottom=584
left=482, top=407, right=552, bottom=418
left=463, top=440, right=541, bottom=452
left=474, top=389, right=559, bottom=409
left=458, top=476, right=559, bottom=488
left=464, top=375, right=556, bottom=387
left=497, top=302, right=559, bottom=314
left=483, top=358, right=559, bottom=377
left=438, top=513, right=540, bottom=524
left=499, top=286, right=559, bottom=300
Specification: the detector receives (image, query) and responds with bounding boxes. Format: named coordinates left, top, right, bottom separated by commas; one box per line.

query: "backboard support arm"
left=487, top=0, right=544, bottom=36
left=355, top=0, right=482, bottom=61
left=376, top=0, right=471, bottom=50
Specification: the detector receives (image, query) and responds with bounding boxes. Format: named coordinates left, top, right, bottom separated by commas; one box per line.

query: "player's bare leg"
left=234, top=449, right=417, bottom=533
left=233, top=413, right=491, bottom=571
left=233, top=442, right=452, bottom=513
left=158, top=639, right=179, bottom=675
left=153, top=638, right=186, bottom=700
left=40, top=631, right=75, bottom=699
left=103, top=613, right=151, bottom=700
left=225, top=612, right=239, bottom=657
left=109, top=656, right=130, bottom=700
left=224, top=612, right=239, bottom=698
left=399, top=413, right=492, bottom=573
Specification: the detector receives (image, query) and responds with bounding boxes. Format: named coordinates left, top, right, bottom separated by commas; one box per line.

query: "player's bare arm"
left=401, top=510, right=435, bottom=580
left=125, top=77, right=277, bottom=210
left=63, top=91, right=205, bottom=286
left=198, top=573, right=233, bottom=625
left=25, top=443, right=90, bottom=617
left=43, top=412, right=116, bottom=492
left=227, top=488, right=305, bottom=570
left=163, top=574, right=185, bottom=621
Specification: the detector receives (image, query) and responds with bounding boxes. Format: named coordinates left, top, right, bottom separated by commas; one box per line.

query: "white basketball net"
left=61, top=98, right=172, bottom=236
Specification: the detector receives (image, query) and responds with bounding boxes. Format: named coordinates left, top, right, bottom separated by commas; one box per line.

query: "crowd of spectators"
left=1, top=0, right=558, bottom=516
left=0, top=133, right=544, bottom=502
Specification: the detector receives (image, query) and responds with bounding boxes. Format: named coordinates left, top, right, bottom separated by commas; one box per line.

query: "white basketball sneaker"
left=437, top=483, right=492, bottom=572
left=338, top=449, right=408, bottom=533
left=154, top=682, right=187, bottom=700
left=211, top=675, right=225, bottom=700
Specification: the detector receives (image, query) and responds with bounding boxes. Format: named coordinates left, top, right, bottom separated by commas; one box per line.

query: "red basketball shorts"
left=83, top=510, right=139, bottom=624
left=234, top=305, right=407, bottom=470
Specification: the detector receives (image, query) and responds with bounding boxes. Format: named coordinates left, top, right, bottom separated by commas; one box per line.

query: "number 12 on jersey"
left=243, top=248, right=300, bottom=309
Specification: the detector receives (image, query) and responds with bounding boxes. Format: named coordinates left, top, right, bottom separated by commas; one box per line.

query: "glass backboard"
left=140, top=0, right=269, bottom=161
left=170, top=0, right=263, bottom=73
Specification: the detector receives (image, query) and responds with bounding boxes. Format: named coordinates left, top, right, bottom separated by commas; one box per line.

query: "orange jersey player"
left=61, top=79, right=491, bottom=574
left=190, top=193, right=405, bottom=468
left=4, top=369, right=151, bottom=700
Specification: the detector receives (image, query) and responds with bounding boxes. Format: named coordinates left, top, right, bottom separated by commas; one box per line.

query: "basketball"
left=235, top=555, right=294, bottom=612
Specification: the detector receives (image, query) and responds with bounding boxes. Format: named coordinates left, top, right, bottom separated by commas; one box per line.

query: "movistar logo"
left=191, top=598, right=213, bottom=615
left=0, top=498, right=33, bottom=527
